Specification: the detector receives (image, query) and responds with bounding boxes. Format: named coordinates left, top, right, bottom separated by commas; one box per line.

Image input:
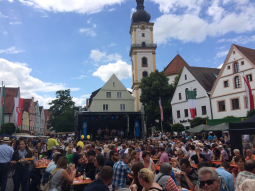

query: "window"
left=234, top=76, right=241, bottom=88
left=117, top=92, right=122, bottom=98
left=185, top=75, right=187, bottom=80
left=202, top=106, right=207, bottom=115
left=218, top=101, right=225, bottom=111
left=185, top=88, right=189, bottom=100
left=195, top=108, right=197, bottom=116
left=234, top=63, right=239, bottom=73
left=233, top=51, right=235, bottom=54
left=232, top=98, right=239, bottom=110
left=184, top=109, right=188, bottom=117
left=193, top=88, right=197, bottom=96
left=143, top=71, right=148, bottom=77
left=247, top=74, right=252, bottom=82
left=142, top=57, right=148, bottom=67
left=177, top=110, right=180, bottom=118
left=106, top=92, right=111, bottom=98
left=113, top=82, right=115, bottom=87
left=142, top=42, right=146, bottom=47
left=103, top=104, right=108, bottom=111
left=120, top=104, right=126, bottom=111
left=224, top=80, right=229, bottom=87
left=241, top=61, right=244, bottom=65
left=179, top=93, right=182, bottom=100
left=142, top=33, right=145, bottom=37
left=227, top=66, right=230, bottom=70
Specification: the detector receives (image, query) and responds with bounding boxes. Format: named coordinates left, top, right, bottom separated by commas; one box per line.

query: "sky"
left=0, top=0, right=255, bottom=109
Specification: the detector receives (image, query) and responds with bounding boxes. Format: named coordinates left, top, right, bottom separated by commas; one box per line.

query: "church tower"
left=130, top=0, right=157, bottom=111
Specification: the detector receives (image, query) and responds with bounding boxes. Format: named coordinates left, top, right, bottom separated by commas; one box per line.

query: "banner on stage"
left=82, top=121, right=87, bottom=138
left=135, top=119, right=140, bottom=137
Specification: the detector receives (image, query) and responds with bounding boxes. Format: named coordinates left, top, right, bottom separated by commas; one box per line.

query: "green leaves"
left=48, top=89, right=76, bottom=132
left=139, top=70, right=174, bottom=129
left=171, top=123, right=185, bottom=132
left=1, top=123, right=16, bottom=134
left=189, top=117, right=208, bottom=128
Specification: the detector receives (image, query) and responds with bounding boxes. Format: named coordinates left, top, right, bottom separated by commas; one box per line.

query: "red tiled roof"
left=164, top=54, right=189, bottom=76
left=233, top=44, right=255, bottom=65
left=0, top=87, right=19, bottom=114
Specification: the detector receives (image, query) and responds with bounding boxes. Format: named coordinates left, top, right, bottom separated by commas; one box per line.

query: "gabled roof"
left=234, top=44, right=255, bottom=65
left=23, top=99, right=32, bottom=112
left=210, top=44, right=255, bottom=97
left=88, top=88, right=101, bottom=108
left=0, top=87, right=19, bottom=114
left=186, top=66, right=220, bottom=92
left=39, top=106, right=43, bottom=113
left=164, top=54, right=189, bottom=76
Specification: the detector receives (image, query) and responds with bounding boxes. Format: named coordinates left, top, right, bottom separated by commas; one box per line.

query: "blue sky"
left=0, top=0, right=255, bottom=109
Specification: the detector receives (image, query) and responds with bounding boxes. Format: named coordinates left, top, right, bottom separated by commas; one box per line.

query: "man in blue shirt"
left=84, top=166, right=113, bottom=191
left=0, top=137, right=14, bottom=191
left=208, top=133, right=213, bottom=141
left=215, top=162, right=235, bottom=191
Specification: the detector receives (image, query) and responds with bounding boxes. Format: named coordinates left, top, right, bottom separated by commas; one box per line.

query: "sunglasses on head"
left=200, top=179, right=216, bottom=186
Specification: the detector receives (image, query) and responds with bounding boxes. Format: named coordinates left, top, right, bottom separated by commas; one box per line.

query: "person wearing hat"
left=0, top=137, right=14, bottom=191
left=84, top=150, right=96, bottom=180
left=218, top=145, right=229, bottom=161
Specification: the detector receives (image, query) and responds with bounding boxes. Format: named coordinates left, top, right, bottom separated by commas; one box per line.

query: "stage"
left=74, top=111, right=144, bottom=141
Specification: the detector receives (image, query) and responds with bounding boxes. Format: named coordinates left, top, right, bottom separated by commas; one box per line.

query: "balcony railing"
left=130, top=43, right=157, bottom=55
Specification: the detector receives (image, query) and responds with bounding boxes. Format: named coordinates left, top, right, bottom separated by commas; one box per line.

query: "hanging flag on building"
left=1, top=86, right=5, bottom=125
left=159, top=98, right=163, bottom=121
left=14, top=97, right=23, bottom=127
left=187, top=90, right=197, bottom=118
left=243, top=76, right=254, bottom=111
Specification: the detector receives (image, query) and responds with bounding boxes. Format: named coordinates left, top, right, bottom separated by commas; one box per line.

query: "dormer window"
left=113, top=82, right=115, bottom=87
left=185, top=75, right=187, bottom=80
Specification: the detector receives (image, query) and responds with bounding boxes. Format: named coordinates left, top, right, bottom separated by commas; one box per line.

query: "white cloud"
left=152, top=0, right=255, bottom=44
left=130, top=8, right=136, bottom=18
left=87, top=18, right=92, bottom=24
left=18, top=0, right=124, bottom=14
left=8, top=0, right=14, bottom=2
left=0, top=12, right=8, bottom=18
left=217, top=63, right=223, bottom=68
left=108, top=43, right=117, bottom=47
left=79, top=28, right=97, bottom=37
left=90, top=50, right=106, bottom=62
left=0, top=58, right=80, bottom=109
left=3, top=31, right=8, bottom=35
left=216, top=50, right=229, bottom=58
left=89, top=49, right=122, bottom=63
left=217, top=35, right=255, bottom=44
left=108, top=8, right=115, bottom=12
left=93, top=60, right=131, bottom=82
left=71, top=75, right=86, bottom=80
left=0, top=47, right=24, bottom=54
left=81, top=94, right=91, bottom=98
left=10, top=21, right=22, bottom=25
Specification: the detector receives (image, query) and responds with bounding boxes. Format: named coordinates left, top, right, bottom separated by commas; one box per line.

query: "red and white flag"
left=159, top=98, right=163, bottom=121
left=243, top=76, right=254, bottom=111
left=14, top=98, right=23, bottom=126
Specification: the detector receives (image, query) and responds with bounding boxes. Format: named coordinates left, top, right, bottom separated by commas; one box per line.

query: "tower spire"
left=136, top=0, right=144, bottom=10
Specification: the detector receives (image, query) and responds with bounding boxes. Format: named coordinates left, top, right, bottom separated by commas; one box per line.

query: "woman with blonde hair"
left=50, top=156, right=75, bottom=191
left=129, top=150, right=140, bottom=165
left=103, top=144, right=110, bottom=157
left=131, top=168, right=163, bottom=191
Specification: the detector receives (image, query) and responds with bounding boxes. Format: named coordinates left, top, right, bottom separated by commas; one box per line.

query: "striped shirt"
left=166, top=177, right=179, bottom=191
left=0, top=143, right=14, bottom=163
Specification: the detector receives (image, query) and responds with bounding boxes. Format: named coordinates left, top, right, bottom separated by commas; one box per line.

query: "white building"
left=130, top=0, right=156, bottom=111
left=87, top=74, right=135, bottom=112
left=211, top=44, right=255, bottom=119
left=164, top=54, right=189, bottom=84
left=171, top=66, right=220, bottom=128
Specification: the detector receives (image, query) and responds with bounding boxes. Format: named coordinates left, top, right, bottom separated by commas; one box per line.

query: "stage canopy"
left=229, top=115, right=255, bottom=155
left=186, top=124, right=212, bottom=134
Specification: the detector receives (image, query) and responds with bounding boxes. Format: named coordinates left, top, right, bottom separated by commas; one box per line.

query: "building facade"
left=0, top=87, right=20, bottom=125
left=39, top=106, right=45, bottom=135
left=21, top=111, right=29, bottom=131
left=164, top=54, right=189, bottom=84
left=44, top=109, right=52, bottom=135
left=130, top=0, right=156, bottom=111
left=34, top=102, right=41, bottom=134
left=87, top=74, right=135, bottom=112
left=171, top=66, right=220, bottom=128
left=211, top=44, right=255, bottom=119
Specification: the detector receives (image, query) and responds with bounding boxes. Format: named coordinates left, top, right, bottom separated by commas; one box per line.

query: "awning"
left=204, top=123, right=229, bottom=132
left=186, top=124, right=212, bottom=134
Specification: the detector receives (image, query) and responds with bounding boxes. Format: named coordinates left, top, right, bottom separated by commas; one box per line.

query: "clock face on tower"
left=141, top=24, right=146, bottom=30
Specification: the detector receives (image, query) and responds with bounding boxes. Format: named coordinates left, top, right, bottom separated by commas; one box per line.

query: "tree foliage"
left=247, top=109, right=255, bottom=117
left=223, top=116, right=236, bottom=119
left=139, top=70, right=175, bottom=129
left=1, top=123, right=16, bottom=134
left=189, top=117, right=208, bottom=128
left=48, top=89, right=77, bottom=132
left=171, top=123, right=185, bottom=132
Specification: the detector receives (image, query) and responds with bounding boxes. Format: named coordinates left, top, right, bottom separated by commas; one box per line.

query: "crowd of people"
left=0, top=132, right=255, bottom=191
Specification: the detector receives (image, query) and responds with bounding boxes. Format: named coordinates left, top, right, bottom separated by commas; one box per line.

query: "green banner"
left=1, top=86, right=5, bottom=125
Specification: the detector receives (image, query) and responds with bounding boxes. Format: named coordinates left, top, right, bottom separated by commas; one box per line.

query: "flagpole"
left=0, top=81, right=2, bottom=133
left=159, top=97, right=163, bottom=132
